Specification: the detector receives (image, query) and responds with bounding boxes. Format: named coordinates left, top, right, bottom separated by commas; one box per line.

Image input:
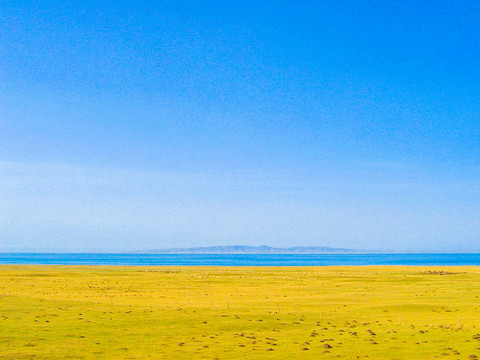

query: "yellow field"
left=1, top=266, right=480, bottom=359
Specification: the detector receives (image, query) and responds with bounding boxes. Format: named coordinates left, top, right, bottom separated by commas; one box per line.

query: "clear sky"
left=1, top=0, right=480, bottom=252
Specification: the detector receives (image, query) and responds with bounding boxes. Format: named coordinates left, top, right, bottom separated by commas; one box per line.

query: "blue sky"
left=1, top=0, right=480, bottom=252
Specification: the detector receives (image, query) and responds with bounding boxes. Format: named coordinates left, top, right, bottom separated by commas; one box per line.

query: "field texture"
left=1, top=266, right=480, bottom=359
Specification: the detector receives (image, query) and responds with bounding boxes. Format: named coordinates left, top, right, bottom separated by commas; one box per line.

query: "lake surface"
left=1, top=253, right=480, bottom=266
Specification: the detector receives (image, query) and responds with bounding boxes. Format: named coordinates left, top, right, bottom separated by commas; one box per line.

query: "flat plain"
left=1, top=265, right=480, bottom=359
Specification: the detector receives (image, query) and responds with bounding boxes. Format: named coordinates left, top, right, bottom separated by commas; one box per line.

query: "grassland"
left=1, top=266, right=480, bottom=359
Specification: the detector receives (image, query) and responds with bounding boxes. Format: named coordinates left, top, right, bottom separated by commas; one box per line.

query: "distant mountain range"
left=137, top=245, right=357, bottom=254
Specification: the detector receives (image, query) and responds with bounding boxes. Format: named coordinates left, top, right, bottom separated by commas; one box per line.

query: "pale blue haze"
left=1, top=1, right=480, bottom=252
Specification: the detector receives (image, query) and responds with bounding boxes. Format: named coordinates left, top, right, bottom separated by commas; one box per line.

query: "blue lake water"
left=1, top=253, right=480, bottom=266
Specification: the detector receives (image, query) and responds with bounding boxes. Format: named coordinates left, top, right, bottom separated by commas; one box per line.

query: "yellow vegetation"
left=1, top=265, right=480, bottom=359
